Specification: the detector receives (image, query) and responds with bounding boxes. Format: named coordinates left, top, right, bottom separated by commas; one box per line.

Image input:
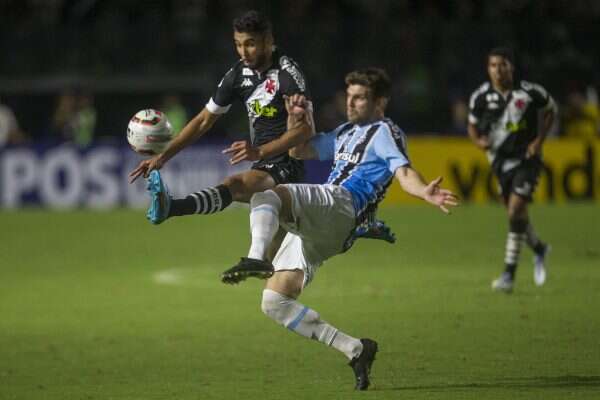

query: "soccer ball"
left=127, top=109, right=173, bottom=155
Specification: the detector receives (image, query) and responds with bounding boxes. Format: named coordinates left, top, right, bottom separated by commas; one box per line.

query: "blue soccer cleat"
left=146, top=170, right=171, bottom=225
left=343, top=219, right=396, bottom=252
left=354, top=219, right=396, bottom=244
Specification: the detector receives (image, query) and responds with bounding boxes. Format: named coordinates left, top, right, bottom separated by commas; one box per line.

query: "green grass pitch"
left=1, top=204, right=599, bottom=399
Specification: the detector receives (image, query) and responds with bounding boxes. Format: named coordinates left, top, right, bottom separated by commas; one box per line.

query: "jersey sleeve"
left=525, top=81, right=556, bottom=112
left=468, top=89, right=486, bottom=125
left=278, top=56, right=311, bottom=99
left=373, top=125, right=411, bottom=173
left=206, top=68, right=236, bottom=114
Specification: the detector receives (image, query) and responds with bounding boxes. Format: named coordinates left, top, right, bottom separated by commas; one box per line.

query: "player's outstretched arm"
left=395, top=166, right=459, bottom=214
left=129, top=108, right=221, bottom=183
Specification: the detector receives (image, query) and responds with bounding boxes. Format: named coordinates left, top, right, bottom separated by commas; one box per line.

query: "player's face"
left=233, top=31, right=273, bottom=70
left=346, top=84, right=377, bottom=124
left=487, top=55, right=514, bottom=88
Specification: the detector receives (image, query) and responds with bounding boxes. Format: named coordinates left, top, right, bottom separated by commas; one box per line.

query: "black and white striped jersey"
left=468, top=80, right=555, bottom=163
left=205, top=49, right=310, bottom=162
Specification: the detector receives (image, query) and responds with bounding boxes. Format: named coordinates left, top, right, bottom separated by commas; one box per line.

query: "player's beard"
left=251, top=51, right=270, bottom=71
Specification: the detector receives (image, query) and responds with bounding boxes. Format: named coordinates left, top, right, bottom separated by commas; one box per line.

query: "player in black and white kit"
left=129, top=11, right=312, bottom=230
left=468, top=47, right=556, bottom=292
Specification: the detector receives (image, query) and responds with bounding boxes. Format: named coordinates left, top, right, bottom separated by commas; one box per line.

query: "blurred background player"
left=220, top=68, right=458, bottom=390
left=467, top=47, right=556, bottom=292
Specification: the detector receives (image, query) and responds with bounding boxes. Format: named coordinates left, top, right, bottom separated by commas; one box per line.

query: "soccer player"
left=129, top=10, right=394, bottom=252
left=467, top=47, right=556, bottom=292
left=220, top=68, right=458, bottom=390
left=129, top=10, right=310, bottom=217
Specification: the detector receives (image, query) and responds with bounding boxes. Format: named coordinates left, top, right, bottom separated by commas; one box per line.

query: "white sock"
left=504, top=231, right=525, bottom=266
left=261, top=289, right=363, bottom=360
left=248, top=191, right=281, bottom=260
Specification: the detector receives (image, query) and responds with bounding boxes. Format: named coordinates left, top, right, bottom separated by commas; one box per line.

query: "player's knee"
left=261, top=289, right=289, bottom=323
left=261, top=289, right=320, bottom=328
left=222, top=176, right=244, bottom=199
left=250, top=190, right=281, bottom=211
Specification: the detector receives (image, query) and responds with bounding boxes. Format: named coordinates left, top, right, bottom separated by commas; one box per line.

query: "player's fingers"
left=444, top=199, right=460, bottom=207
left=128, top=167, right=141, bottom=178
left=230, top=153, right=246, bottom=165
left=222, top=141, right=245, bottom=154
left=441, top=190, right=459, bottom=200
left=129, top=171, right=142, bottom=184
left=433, top=176, right=443, bottom=185
left=439, top=205, right=450, bottom=214
left=222, top=147, right=235, bottom=154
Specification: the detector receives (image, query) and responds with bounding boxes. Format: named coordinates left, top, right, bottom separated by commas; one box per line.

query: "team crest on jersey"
left=242, top=68, right=253, bottom=76
left=245, top=70, right=280, bottom=121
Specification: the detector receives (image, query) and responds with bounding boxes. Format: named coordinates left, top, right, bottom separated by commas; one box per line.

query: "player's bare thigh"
left=223, top=169, right=276, bottom=203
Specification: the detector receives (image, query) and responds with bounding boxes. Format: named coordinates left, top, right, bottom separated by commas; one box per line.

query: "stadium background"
left=1, top=1, right=599, bottom=399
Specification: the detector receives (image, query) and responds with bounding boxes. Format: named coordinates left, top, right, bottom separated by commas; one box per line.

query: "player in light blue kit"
left=221, top=68, right=458, bottom=390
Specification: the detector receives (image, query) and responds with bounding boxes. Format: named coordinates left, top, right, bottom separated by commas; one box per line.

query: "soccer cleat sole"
left=221, top=270, right=273, bottom=285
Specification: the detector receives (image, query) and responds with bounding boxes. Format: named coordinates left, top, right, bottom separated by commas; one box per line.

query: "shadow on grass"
left=384, top=375, right=600, bottom=391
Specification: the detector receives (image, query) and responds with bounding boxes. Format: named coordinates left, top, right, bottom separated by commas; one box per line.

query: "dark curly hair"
left=345, top=67, right=391, bottom=99
left=488, top=46, right=515, bottom=66
left=233, top=10, right=272, bottom=36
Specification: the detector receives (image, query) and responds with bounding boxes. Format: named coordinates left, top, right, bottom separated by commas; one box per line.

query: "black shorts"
left=252, top=156, right=305, bottom=185
left=494, top=157, right=542, bottom=202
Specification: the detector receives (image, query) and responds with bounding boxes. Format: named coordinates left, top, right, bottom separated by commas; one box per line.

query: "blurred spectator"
left=0, top=97, right=27, bottom=146
left=450, top=98, right=469, bottom=135
left=52, top=91, right=97, bottom=147
left=75, top=94, right=97, bottom=147
left=161, top=94, right=187, bottom=135
left=52, top=91, right=77, bottom=140
left=563, top=87, right=599, bottom=140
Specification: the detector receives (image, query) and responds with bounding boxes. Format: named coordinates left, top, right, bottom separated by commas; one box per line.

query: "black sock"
left=525, top=222, right=547, bottom=255
left=169, top=185, right=232, bottom=216
left=505, top=263, right=517, bottom=279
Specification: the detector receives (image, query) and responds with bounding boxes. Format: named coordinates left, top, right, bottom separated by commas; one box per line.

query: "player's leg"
left=221, top=185, right=292, bottom=284
left=262, top=262, right=377, bottom=389
left=147, top=168, right=277, bottom=224
left=492, top=192, right=528, bottom=292
left=510, top=157, right=549, bottom=286
left=527, top=221, right=550, bottom=286
left=173, top=168, right=275, bottom=212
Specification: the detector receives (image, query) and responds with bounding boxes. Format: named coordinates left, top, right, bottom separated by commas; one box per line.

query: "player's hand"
left=284, top=94, right=307, bottom=118
left=423, top=176, right=459, bottom=214
left=223, top=140, right=261, bottom=165
left=128, top=155, right=164, bottom=183
left=526, top=140, right=542, bottom=159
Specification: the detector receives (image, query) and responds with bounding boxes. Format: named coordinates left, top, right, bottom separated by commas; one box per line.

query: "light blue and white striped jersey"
left=311, top=117, right=410, bottom=219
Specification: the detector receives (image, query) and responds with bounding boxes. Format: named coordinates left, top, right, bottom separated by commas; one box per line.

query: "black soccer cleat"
left=348, top=338, right=379, bottom=390
left=221, top=257, right=274, bottom=284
